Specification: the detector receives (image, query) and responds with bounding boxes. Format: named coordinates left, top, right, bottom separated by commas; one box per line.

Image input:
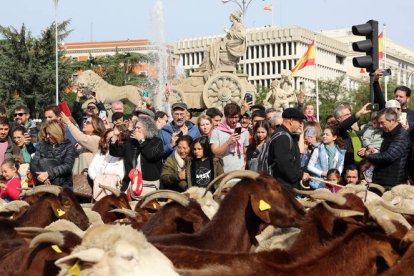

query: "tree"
left=0, top=20, right=72, bottom=116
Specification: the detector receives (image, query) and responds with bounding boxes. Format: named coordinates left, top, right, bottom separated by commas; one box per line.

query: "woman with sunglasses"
left=61, top=112, right=106, bottom=175
left=71, top=89, right=106, bottom=130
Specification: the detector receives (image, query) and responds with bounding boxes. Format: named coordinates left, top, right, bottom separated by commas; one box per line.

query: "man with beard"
left=159, top=103, right=200, bottom=159
left=12, top=105, right=39, bottom=144
left=0, top=118, right=13, bottom=166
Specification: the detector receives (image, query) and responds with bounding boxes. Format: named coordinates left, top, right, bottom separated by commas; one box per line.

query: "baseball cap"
left=171, top=102, right=187, bottom=111
left=282, top=108, right=307, bottom=120
left=385, top=99, right=401, bottom=109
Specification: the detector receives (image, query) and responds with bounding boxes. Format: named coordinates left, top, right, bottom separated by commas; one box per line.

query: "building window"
left=272, top=61, right=276, bottom=75
left=288, top=42, right=292, bottom=55
left=294, top=42, right=297, bottom=55
left=277, top=61, right=281, bottom=74
left=256, top=46, right=260, bottom=59
left=267, top=62, right=271, bottom=75
left=277, top=44, right=281, bottom=56
left=256, top=63, right=260, bottom=76
left=272, top=44, right=276, bottom=57
left=283, top=43, right=286, bottom=56
left=283, top=60, right=287, bottom=70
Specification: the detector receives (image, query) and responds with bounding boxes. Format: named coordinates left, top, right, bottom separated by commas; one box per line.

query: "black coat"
left=367, top=124, right=411, bottom=188
left=109, top=136, right=164, bottom=191
left=268, top=125, right=303, bottom=190
left=335, top=114, right=358, bottom=168
left=30, top=139, right=76, bottom=188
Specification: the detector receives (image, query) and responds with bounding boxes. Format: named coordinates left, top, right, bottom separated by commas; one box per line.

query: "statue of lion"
left=75, top=70, right=143, bottom=107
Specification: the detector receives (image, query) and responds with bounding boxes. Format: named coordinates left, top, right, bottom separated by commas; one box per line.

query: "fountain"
left=150, top=0, right=168, bottom=111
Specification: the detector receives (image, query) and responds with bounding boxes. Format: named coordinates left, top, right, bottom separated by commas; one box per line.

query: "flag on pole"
left=290, top=40, right=315, bottom=78
left=378, top=32, right=384, bottom=60
left=264, top=5, right=273, bottom=11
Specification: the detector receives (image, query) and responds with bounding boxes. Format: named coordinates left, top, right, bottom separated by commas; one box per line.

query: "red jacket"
left=0, top=177, right=21, bottom=201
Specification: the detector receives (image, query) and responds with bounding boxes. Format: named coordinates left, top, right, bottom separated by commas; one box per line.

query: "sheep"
left=175, top=227, right=398, bottom=276
left=149, top=171, right=305, bottom=253
left=0, top=186, right=89, bottom=258
left=138, top=190, right=210, bottom=236
left=55, top=224, right=178, bottom=276
left=91, top=185, right=132, bottom=223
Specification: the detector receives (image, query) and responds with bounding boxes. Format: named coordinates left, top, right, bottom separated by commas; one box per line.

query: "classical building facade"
left=175, top=26, right=414, bottom=95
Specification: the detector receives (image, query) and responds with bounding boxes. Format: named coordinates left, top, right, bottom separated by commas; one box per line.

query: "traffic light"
left=352, top=20, right=379, bottom=73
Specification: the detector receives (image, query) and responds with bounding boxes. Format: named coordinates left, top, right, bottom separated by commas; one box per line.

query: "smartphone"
left=400, top=112, right=407, bottom=124
left=234, top=127, right=242, bottom=135
left=143, top=91, right=149, bottom=97
left=244, top=93, right=253, bottom=103
left=367, top=103, right=379, bottom=111
left=176, top=131, right=183, bottom=138
left=383, top=68, right=391, bottom=76
left=99, top=110, right=107, bottom=120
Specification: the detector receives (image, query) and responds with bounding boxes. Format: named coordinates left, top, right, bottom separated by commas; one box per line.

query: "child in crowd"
left=308, top=126, right=346, bottom=189
left=326, top=168, right=342, bottom=193
left=246, top=120, right=271, bottom=171
left=0, top=159, right=22, bottom=202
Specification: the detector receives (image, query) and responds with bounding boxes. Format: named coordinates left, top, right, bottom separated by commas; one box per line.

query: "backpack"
left=257, top=131, right=293, bottom=176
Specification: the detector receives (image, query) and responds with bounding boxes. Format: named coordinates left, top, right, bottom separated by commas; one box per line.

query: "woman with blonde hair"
left=61, top=112, right=106, bottom=175
left=197, top=114, right=213, bottom=138
left=30, top=120, right=76, bottom=187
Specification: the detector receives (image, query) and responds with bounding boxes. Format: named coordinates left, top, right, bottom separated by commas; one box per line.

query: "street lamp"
left=53, top=0, right=59, bottom=105
left=221, top=0, right=265, bottom=23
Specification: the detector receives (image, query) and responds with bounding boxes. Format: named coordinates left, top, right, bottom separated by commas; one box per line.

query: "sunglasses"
left=84, top=121, right=92, bottom=125
left=14, top=112, right=27, bottom=117
left=87, top=106, right=96, bottom=110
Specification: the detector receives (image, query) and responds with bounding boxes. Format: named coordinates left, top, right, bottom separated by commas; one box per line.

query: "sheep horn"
left=292, top=188, right=331, bottom=196
left=140, top=190, right=190, bottom=208
left=109, top=209, right=137, bottom=217
left=379, top=200, right=414, bottom=215
left=322, top=202, right=364, bottom=218
left=24, top=185, right=61, bottom=197
left=0, top=200, right=29, bottom=213
left=212, top=170, right=260, bottom=198
left=14, top=227, right=49, bottom=234
left=310, top=192, right=347, bottom=206
left=203, top=172, right=231, bottom=196
left=98, top=185, right=121, bottom=197
left=29, top=231, right=65, bottom=249
left=367, top=183, right=385, bottom=194
left=297, top=198, right=318, bottom=208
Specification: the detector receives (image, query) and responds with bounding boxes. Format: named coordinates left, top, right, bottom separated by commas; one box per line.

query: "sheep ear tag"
left=68, top=260, right=80, bottom=276
left=259, top=200, right=271, bottom=211
left=51, top=245, right=62, bottom=253
left=57, top=208, right=66, bottom=217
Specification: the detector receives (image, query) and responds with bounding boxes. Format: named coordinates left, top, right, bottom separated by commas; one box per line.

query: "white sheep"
left=55, top=224, right=178, bottom=276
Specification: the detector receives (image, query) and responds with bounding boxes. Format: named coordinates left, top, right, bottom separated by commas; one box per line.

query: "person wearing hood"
left=159, top=102, right=200, bottom=159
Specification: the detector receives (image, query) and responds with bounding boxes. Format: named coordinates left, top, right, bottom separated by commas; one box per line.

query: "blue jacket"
left=159, top=121, right=200, bottom=158
left=307, top=144, right=346, bottom=189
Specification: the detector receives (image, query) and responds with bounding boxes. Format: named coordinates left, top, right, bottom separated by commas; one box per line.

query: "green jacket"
left=160, top=156, right=224, bottom=192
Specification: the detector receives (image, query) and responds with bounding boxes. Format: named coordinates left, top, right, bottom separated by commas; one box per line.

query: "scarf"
left=325, top=144, right=337, bottom=169
left=22, top=145, right=31, bottom=164
left=174, top=150, right=186, bottom=171
left=216, top=121, right=245, bottom=157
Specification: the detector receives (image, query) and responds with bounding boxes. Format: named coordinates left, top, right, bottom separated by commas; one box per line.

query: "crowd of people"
left=0, top=68, right=413, bottom=202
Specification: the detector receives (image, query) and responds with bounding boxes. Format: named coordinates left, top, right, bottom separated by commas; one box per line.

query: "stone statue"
left=75, top=70, right=143, bottom=107
left=198, top=10, right=246, bottom=75
left=263, top=70, right=298, bottom=112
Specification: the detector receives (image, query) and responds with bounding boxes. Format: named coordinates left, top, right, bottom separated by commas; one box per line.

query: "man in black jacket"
left=360, top=108, right=411, bottom=189
left=268, top=108, right=310, bottom=190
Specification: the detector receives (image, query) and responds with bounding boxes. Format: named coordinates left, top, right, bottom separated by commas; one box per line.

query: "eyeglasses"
left=84, top=121, right=92, bottom=125
left=14, top=113, right=27, bottom=117
left=87, top=106, right=96, bottom=110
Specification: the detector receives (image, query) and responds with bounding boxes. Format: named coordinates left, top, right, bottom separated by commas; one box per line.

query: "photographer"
left=72, top=88, right=106, bottom=130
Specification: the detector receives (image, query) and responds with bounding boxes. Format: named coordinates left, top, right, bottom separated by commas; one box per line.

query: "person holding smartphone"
left=210, top=103, right=249, bottom=172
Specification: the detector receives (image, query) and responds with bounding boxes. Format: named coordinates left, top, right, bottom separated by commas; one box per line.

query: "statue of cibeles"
left=198, top=10, right=246, bottom=76
left=263, top=70, right=298, bottom=112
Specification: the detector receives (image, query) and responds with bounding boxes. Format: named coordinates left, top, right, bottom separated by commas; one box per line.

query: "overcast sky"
left=1, top=0, right=413, bottom=50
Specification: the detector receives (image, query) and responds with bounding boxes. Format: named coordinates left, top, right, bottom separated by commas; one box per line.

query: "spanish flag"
left=290, top=40, right=315, bottom=78
left=264, top=5, right=273, bottom=11
left=378, top=32, right=384, bottom=60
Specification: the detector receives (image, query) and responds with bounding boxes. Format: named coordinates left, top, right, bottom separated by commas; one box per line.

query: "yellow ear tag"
left=51, top=244, right=62, bottom=253
left=259, top=200, right=271, bottom=211
left=68, top=260, right=81, bottom=276
left=57, top=208, right=66, bottom=217
left=152, top=203, right=157, bottom=209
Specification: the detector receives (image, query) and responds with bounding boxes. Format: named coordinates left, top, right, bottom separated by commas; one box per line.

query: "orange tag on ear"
left=68, top=260, right=80, bottom=276
left=57, top=208, right=66, bottom=217
left=51, top=244, right=62, bottom=253
left=259, top=200, right=271, bottom=211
